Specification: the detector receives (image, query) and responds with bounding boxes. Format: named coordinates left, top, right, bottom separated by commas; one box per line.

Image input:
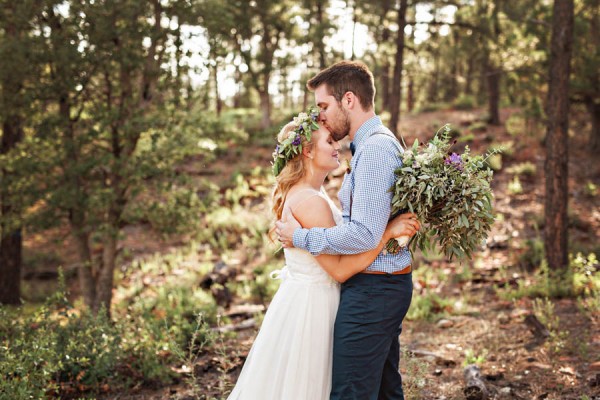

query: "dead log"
left=213, top=318, right=256, bottom=333
left=524, top=314, right=550, bottom=339
left=463, top=364, right=489, bottom=400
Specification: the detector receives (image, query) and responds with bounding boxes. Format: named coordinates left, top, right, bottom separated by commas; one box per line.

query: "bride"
left=227, top=108, right=420, bottom=399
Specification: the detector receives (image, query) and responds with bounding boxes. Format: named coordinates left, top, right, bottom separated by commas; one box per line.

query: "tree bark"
left=259, top=88, right=271, bottom=129
left=0, top=5, right=25, bottom=305
left=465, top=57, right=474, bottom=96
left=586, top=99, right=600, bottom=152
left=544, top=0, right=574, bottom=275
left=94, top=232, right=117, bottom=315
left=407, top=76, right=415, bottom=113
left=381, top=61, right=391, bottom=112
left=486, top=66, right=501, bottom=125
left=389, top=0, right=408, bottom=134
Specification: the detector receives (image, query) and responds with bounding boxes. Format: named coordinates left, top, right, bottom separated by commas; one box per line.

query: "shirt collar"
left=353, top=115, right=383, bottom=150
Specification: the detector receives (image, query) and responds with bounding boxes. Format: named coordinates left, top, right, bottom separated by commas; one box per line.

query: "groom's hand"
left=275, top=207, right=301, bottom=248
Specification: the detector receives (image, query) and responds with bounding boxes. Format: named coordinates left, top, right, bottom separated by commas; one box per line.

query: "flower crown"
left=272, top=107, right=320, bottom=176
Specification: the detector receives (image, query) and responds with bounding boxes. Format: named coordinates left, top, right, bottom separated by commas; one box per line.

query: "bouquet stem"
left=385, top=235, right=411, bottom=255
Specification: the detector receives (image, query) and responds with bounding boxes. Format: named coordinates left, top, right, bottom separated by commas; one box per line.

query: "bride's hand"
left=384, top=213, right=421, bottom=241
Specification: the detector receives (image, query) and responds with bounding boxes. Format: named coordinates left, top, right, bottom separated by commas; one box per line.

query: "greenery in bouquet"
left=386, top=125, right=497, bottom=260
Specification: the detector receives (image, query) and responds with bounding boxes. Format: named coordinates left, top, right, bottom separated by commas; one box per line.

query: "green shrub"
left=417, top=102, right=449, bottom=113
left=407, top=292, right=454, bottom=321
left=518, top=237, right=545, bottom=271
left=452, top=94, right=477, bottom=110
left=505, top=113, right=526, bottom=137
left=507, top=176, right=523, bottom=195
left=506, top=162, right=536, bottom=177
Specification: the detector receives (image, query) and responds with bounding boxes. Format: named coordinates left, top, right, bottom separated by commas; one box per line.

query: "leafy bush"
left=0, top=290, right=123, bottom=398
left=452, top=94, right=477, bottom=110
left=506, top=162, right=536, bottom=177
left=407, top=292, right=454, bottom=321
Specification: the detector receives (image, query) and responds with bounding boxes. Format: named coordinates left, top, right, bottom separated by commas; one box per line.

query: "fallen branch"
left=213, top=318, right=256, bottom=333
left=463, top=364, right=489, bottom=400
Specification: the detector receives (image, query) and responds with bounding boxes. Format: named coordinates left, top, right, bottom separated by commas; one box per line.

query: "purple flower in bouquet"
left=445, top=152, right=464, bottom=171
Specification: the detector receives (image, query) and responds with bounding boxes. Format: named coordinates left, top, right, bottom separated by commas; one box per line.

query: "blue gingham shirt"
left=292, top=115, right=412, bottom=273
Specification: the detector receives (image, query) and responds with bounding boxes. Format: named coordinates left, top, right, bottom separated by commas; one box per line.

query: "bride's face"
left=309, top=124, right=341, bottom=172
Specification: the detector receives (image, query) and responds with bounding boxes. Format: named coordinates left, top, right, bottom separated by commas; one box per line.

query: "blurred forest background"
left=0, top=0, right=598, bottom=399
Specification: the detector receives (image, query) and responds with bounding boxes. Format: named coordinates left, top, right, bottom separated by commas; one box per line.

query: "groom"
left=276, top=60, right=413, bottom=399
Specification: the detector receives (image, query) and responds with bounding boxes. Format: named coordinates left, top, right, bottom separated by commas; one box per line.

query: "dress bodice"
left=277, top=189, right=342, bottom=286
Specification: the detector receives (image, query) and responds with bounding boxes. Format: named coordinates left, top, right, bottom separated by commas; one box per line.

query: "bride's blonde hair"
left=269, top=122, right=313, bottom=241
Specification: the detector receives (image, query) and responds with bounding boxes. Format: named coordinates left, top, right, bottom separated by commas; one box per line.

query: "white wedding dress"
left=227, top=191, right=342, bottom=400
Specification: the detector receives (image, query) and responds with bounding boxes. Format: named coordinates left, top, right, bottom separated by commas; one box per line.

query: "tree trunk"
left=0, top=231, right=22, bottom=305
left=259, top=89, right=271, bottom=129
left=465, top=57, right=474, bottom=96
left=381, top=61, right=391, bottom=112
left=0, top=116, right=24, bottom=305
left=94, top=232, right=117, bottom=315
left=428, top=47, right=440, bottom=103
left=544, top=0, right=574, bottom=275
left=212, top=62, right=222, bottom=116
left=389, top=0, right=408, bottom=134
left=407, top=76, right=414, bottom=113
left=73, top=224, right=95, bottom=307
left=487, top=66, right=501, bottom=125
left=316, top=0, right=326, bottom=69
left=586, top=99, right=600, bottom=152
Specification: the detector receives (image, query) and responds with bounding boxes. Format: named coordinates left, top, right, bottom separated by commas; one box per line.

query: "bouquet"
left=385, top=125, right=497, bottom=260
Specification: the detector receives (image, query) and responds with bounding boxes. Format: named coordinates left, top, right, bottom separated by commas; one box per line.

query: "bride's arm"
left=290, top=196, right=419, bottom=283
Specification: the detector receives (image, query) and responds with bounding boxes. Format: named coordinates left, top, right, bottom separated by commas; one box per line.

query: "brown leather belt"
left=361, top=265, right=412, bottom=275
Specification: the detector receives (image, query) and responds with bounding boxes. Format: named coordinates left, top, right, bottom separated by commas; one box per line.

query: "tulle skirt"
left=227, top=272, right=340, bottom=400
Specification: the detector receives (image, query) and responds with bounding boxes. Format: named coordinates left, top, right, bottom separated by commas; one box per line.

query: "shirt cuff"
left=292, top=228, right=308, bottom=249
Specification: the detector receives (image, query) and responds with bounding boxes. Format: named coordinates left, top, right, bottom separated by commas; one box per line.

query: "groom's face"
left=314, top=85, right=350, bottom=142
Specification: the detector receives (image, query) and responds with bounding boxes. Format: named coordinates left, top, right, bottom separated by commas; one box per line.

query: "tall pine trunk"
left=487, top=66, right=501, bottom=125
left=0, top=116, right=23, bottom=305
left=586, top=100, right=600, bottom=152
left=544, top=0, right=574, bottom=278
left=389, top=0, right=408, bottom=134
left=0, top=6, right=25, bottom=305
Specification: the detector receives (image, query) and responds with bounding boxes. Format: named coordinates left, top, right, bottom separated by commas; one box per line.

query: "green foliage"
left=507, top=162, right=536, bottom=177
left=507, top=176, right=523, bottom=195
left=518, top=237, right=545, bottom=271
left=532, top=298, right=569, bottom=353
left=463, top=348, right=487, bottom=366
left=452, top=94, right=477, bottom=110
left=583, top=181, right=598, bottom=197
left=417, top=102, right=450, bottom=113
left=389, top=126, right=497, bottom=260
left=407, top=292, right=454, bottom=321
left=500, top=252, right=598, bottom=302
left=505, top=114, right=526, bottom=137
left=0, top=285, right=124, bottom=398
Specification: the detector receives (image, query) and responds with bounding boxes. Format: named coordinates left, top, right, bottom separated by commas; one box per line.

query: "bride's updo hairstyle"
left=269, top=108, right=320, bottom=240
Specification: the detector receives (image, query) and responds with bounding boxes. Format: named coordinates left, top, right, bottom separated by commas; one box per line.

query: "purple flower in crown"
left=275, top=144, right=280, bottom=154
left=292, top=134, right=302, bottom=146
left=445, top=152, right=464, bottom=171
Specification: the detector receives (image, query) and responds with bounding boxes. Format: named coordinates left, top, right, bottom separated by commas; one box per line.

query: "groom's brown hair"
left=306, top=60, right=375, bottom=111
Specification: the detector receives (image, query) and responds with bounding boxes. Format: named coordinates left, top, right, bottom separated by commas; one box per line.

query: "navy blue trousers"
left=330, top=272, right=413, bottom=400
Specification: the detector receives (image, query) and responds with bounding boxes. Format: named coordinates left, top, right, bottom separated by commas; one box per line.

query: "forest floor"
left=24, top=106, right=600, bottom=399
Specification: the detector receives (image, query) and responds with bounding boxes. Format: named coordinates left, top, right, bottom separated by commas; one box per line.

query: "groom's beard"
left=329, top=108, right=351, bottom=141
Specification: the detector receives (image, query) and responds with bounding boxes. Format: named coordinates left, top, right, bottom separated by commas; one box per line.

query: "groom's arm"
left=292, top=142, right=399, bottom=256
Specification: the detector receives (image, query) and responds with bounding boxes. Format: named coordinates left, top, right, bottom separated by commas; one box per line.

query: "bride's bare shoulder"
left=285, top=188, right=335, bottom=229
